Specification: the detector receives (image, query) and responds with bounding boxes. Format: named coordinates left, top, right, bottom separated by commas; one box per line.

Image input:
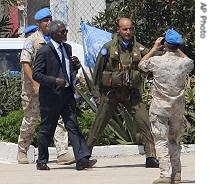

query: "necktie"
left=59, top=45, right=70, bottom=84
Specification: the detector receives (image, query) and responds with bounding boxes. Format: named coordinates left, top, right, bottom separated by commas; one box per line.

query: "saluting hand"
left=153, top=37, right=164, bottom=51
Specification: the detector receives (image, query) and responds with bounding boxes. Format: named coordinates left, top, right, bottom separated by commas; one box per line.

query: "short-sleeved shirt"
left=20, top=30, right=46, bottom=95
left=140, top=51, right=194, bottom=117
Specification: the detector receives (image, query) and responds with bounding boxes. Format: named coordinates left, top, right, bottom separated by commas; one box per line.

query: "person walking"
left=32, top=20, right=97, bottom=170
left=139, top=29, right=194, bottom=184
left=17, top=7, right=74, bottom=165
left=87, top=17, right=159, bottom=168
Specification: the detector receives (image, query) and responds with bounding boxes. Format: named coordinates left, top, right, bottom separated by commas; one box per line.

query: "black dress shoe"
left=76, top=158, right=97, bottom=170
left=146, top=157, right=159, bottom=168
left=36, top=163, right=50, bottom=170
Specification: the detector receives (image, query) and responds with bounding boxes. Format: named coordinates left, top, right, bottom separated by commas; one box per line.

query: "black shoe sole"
left=76, top=159, right=97, bottom=170
left=146, top=164, right=159, bottom=168
left=36, top=165, right=50, bottom=170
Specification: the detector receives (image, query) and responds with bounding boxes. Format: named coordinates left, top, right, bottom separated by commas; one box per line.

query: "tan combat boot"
left=17, top=151, right=29, bottom=164
left=57, top=152, right=75, bottom=165
left=152, top=177, right=171, bottom=184
left=153, top=176, right=181, bottom=184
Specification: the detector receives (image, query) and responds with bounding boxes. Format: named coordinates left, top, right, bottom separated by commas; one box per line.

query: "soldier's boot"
left=57, top=152, right=75, bottom=165
left=17, top=151, right=29, bottom=164
left=146, top=157, right=159, bottom=168
left=141, top=124, right=159, bottom=168
left=152, top=177, right=171, bottom=184
left=153, top=176, right=181, bottom=184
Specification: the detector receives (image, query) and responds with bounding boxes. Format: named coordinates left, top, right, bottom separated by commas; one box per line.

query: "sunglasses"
left=59, top=29, right=68, bottom=35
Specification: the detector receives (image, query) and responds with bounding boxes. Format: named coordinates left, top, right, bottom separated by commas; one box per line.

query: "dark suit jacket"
left=32, top=41, right=75, bottom=95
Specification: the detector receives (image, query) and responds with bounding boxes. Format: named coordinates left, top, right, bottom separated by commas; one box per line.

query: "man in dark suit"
left=32, top=20, right=97, bottom=171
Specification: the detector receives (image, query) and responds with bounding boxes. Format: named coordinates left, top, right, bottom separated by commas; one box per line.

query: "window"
left=0, top=49, right=21, bottom=73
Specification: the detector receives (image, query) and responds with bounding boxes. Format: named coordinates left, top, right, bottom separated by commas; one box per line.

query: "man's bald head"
left=118, top=18, right=133, bottom=28
left=117, top=17, right=133, bottom=41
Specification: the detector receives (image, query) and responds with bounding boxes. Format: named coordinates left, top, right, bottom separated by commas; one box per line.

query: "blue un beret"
left=165, top=29, right=183, bottom=45
left=34, top=7, right=52, bottom=21
left=23, top=25, right=38, bottom=34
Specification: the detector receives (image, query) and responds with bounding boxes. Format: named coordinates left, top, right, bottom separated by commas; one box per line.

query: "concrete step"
left=0, top=141, right=195, bottom=163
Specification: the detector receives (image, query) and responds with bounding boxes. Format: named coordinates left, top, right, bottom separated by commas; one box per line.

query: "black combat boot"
left=146, top=157, right=159, bottom=168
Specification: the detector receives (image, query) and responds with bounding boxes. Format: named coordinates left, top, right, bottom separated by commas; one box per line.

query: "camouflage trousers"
left=150, top=112, right=185, bottom=178
left=87, top=88, right=156, bottom=158
left=18, top=93, right=69, bottom=156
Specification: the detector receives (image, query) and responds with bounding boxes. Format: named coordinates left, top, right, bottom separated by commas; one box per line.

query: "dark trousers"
left=87, top=88, right=156, bottom=158
left=37, top=87, right=90, bottom=164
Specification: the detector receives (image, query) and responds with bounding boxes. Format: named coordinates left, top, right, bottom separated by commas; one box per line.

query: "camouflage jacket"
left=20, top=30, right=46, bottom=96
left=93, top=33, right=149, bottom=97
left=140, top=51, right=194, bottom=117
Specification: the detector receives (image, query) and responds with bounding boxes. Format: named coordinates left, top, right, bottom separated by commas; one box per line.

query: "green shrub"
left=0, top=108, right=118, bottom=146
left=0, top=109, right=40, bottom=146
left=0, top=109, right=23, bottom=143
left=182, top=74, right=195, bottom=144
left=0, top=73, right=21, bottom=116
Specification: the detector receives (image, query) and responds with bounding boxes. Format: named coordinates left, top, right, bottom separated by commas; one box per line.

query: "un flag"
left=80, top=22, right=112, bottom=68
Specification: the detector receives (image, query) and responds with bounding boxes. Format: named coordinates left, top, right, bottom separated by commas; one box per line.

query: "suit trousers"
left=37, top=87, right=90, bottom=164
left=18, top=92, right=69, bottom=157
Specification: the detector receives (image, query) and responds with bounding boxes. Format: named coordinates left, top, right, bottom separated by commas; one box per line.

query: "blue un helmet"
left=34, top=7, right=52, bottom=21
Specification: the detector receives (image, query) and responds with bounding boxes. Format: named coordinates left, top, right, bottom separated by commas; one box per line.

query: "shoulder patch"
left=100, top=48, right=107, bottom=56
left=139, top=47, right=145, bottom=51
left=23, top=41, right=33, bottom=49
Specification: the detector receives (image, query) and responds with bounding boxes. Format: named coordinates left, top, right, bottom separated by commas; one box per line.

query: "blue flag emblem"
left=80, top=22, right=112, bottom=68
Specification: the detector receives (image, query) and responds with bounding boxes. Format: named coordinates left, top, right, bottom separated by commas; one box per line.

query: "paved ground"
left=0, top=153, right=194, bottom=184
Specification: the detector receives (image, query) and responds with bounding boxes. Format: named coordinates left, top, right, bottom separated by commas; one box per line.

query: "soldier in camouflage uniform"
left=139, top=29, right=194, bottom=184
left=87, top=17, right=159, bottom=168
left=17, top=7, right=74, bottom=165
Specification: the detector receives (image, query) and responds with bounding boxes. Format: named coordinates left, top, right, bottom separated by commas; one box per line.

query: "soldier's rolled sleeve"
left=184, top=58, right=194, bottom=73
left=20, top=40, right=34, bottom=64
left=140, top=58, right=155, bottom=72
